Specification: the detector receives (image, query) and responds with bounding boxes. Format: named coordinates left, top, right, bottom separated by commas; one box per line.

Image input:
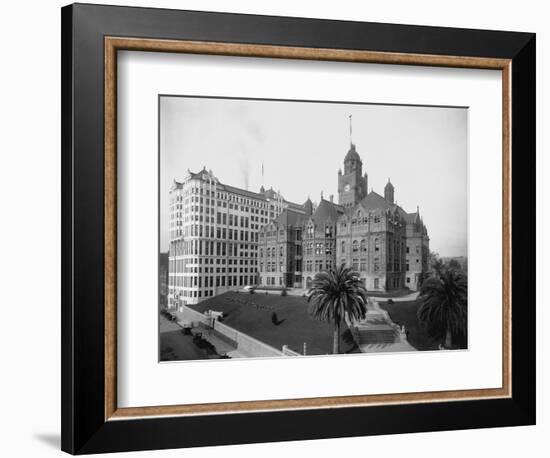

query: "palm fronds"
left=307, top=264, right=368, bottom=353
left=416, top=268, right=467, bottom=347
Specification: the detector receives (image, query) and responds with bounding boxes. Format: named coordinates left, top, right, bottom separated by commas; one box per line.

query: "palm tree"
left=307, top=265, right=368, bottom=354
left=431, top=257, right=445, bottom=277
left=416, top=267, right=467, bottom=348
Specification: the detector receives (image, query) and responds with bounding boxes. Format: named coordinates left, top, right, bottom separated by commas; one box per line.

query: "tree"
left=416, top=267, right=467, bottom=348
left=447, top=258, right=462, bottom=271
left=307, top=265, right=368, bottom=354
left=429, top=251, right=445, bottom=277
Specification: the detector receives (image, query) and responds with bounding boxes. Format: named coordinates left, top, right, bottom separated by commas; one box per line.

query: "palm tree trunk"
left=333, top=320, right=340, bottom=354
left=444, top=328, right=452, bottom=348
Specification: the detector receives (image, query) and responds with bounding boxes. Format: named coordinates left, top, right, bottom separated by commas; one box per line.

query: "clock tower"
left=338, top=143, right=368, bottom=208
left=338, top=116, right=368, bottom=208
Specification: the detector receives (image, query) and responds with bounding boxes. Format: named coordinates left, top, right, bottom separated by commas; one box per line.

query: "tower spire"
left=384, top=178, right=395, bottom=204
left=349, top=114, right=353, bottom=146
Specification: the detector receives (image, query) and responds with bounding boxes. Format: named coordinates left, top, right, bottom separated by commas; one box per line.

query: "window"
left=374, top=257, right=380, bottom=272
left=360, top=239, right=367, bottom=253
left=341, top=240, right=346, bottom=254
left=375, top=238, right=379, bottom=252
left=352, top=240, right=358, bottom=253
left=315, top=243, right=323, bottom=255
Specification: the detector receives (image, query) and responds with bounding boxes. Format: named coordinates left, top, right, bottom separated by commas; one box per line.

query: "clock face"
left=344, top=184, right=351, bottom=192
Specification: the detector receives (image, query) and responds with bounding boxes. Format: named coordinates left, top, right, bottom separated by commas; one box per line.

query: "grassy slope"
left=190, top=292, right=357, bottom=355
left=378, top=300, right=439, bottom=351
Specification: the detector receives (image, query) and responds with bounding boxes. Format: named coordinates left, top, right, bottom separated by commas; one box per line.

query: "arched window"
left=360, top=239, right=367, bottom=253
left=352, top=240, right=358, bottom=253
left=375, top=238, right=379, bottom=252
left=341, top=240, right=346, bottom=254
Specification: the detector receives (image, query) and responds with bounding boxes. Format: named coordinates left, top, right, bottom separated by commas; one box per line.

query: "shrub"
left=387, top=299, right=394, bottom=305
left=280, top=289, right=287, bottom=296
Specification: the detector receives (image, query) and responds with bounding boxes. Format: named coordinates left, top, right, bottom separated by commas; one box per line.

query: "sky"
left=160, top=96, right=468, bottom=256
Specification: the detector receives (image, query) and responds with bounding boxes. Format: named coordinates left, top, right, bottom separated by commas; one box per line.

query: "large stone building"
left=258, top=141, right=429, bottom=292
left=168, top=140, right=429, bottom=307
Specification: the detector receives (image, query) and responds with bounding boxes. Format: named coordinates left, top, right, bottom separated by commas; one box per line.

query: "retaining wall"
left=175, top=305, right=285, bottom=357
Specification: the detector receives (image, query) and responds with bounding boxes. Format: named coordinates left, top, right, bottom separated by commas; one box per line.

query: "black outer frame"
left=61, top=3, right=536, bottom=455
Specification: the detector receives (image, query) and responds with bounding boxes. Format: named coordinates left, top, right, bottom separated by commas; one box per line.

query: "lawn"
left=190, top=292, right=358, bottom=355
left=377, top=300, right=439, bottom=351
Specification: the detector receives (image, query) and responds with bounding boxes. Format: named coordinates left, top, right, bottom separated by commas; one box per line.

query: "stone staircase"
left=355, top=327, right=398, bottom=345
left=349, top=300, right=416, bottom=352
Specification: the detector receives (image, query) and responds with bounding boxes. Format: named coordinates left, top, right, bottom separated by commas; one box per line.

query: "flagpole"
left=349, top=115, right=353, bottom=145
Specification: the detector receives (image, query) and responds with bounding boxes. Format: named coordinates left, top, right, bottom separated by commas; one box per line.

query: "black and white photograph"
left=159, top=96, right=469, bottom=361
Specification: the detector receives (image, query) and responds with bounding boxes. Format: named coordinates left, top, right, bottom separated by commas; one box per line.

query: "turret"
left=384, top=178, right=394, bottom=204
left=303, top=196, right=313, bottom=216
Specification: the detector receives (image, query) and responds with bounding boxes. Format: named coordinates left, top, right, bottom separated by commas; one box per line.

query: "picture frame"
left=61, top=3, right=535, bottom=454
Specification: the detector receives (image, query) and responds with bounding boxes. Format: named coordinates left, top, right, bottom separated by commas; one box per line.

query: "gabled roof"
left=393, top=204, right=421, bottom=224
left=311, top=199, right=345, bottom=225
left=359, top=191, right=393, bottom=211
left=354, top=191, right=424, bottom=226
left=403, top=212, right=419, bottom=224
left=274, top=208, right=304, bottom=227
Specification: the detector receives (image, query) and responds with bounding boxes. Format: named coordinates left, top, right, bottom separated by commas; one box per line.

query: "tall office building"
left=168, top=168, right=303, bottom=307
